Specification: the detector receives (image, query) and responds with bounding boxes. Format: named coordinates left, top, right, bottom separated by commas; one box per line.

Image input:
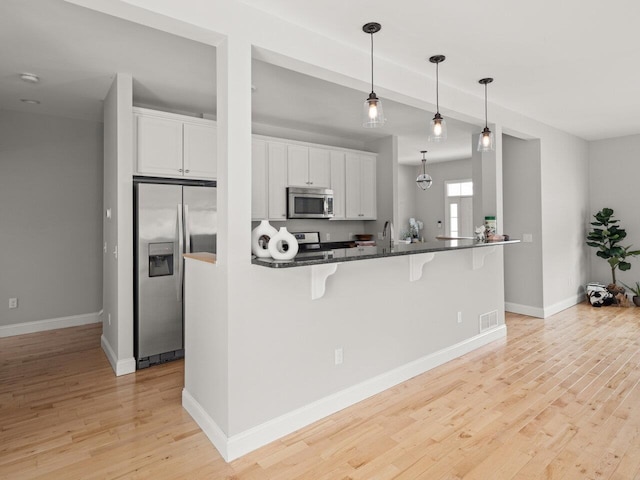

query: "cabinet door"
left=330, top=151, right=345, bottom=219
left=252, top=139, right=268, bottom=220
left=345, top=154, right=362, bottom=219
left=309, top=148, right=331, bottom=188
left=268, top=142, right=288, bottom=220
left=359, top=155, right=377, bottom=219
left=183, top=122, right=217, bottom=179
left=136, top=114, right=183, bottom=176
left=287, top=145, right=309, bottom=187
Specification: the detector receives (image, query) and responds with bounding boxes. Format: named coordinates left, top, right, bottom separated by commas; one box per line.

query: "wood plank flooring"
left=2, top=303, right=640, bottom=479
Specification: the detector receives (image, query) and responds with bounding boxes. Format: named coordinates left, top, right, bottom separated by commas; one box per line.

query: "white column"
left=216, top=34, right=252, bottom=266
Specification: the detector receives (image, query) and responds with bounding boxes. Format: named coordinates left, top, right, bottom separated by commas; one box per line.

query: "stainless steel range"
left=290, top=231, right=364, bottom=260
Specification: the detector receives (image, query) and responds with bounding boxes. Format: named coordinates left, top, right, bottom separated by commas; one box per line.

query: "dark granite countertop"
left=252, top=239, right=520, bottom=268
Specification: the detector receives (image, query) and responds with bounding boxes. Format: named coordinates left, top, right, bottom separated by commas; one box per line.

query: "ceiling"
left=0, top=0, right=216, bottom=122
left=239, top=0, right=640, bottom=142
left=0, top=0, right=481, bottom=166
left=5, top=1, right=637, bottom=167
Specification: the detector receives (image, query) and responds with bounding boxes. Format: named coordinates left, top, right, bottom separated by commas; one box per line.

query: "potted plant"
left=622, top=281, right=640, bottom=307
left=586, top=207, right=640, bottom=286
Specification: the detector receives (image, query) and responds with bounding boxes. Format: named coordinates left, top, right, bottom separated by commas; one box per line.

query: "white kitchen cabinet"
left=268, top=142, right=288, bottom=220
left=134, top=108, right=217, bottom=179
left=252, top=139, right=268, bottom=220
left=183, top=122, right=217, bottom=178
left=345, top=153, right=377, bottom=220
left=287, top=145, right=331, bottom=188
left=330, top=151, right=346, bottom=219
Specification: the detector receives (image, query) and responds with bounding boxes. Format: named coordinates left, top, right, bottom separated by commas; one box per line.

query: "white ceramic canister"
left=251, top=220, right=278, bottom=258
left=268, top=227, right=299, bottom=260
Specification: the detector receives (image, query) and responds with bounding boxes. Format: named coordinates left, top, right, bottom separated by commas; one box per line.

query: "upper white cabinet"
left=287, top=145, right=331, bottom=188
left=345, top=154, right=377, bottom=220
left=183, top=122, right=217, bottom=178
left=251, top=134, right=376, bottom=222
left=252, top=139, right=268, bottom=221
left=329, top=151, right=346, bottom=220
left=268, top=142, right=288, bottom=220
left=134, top=108, right=217, bottom=179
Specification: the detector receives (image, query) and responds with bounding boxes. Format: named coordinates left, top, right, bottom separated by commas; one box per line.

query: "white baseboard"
left=505, top=302, right=544, bottom=318
left=183, top=326, right=507, bottom=462
left=182, top=389, right=230, bottom=460
left=101, top=334, right=136, bottom=376
left=543, top=293, right=586, bottom=318
left=0, top=310, right=102, bottom=338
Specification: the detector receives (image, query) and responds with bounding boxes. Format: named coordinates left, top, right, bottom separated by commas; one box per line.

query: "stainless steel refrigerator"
left=134, top=177, right=217, bottom=369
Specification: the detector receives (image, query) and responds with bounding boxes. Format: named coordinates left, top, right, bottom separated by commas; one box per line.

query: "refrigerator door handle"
left=177, top=203, right=184, bottom=301
left=184, top=204, right=191, bottom=254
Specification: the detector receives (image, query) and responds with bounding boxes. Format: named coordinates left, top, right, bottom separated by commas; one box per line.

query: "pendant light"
left=477, top=77, right=495, bottom=152
left=416, top=150, right=433, bottom=190
left=428, top=55, right=447, bottom=142
left=362, top=22, right=385, bottom=128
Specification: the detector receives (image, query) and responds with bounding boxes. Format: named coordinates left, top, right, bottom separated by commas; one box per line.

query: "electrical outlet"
left=523, top=233, right=533, bottom=243
left=457, top=311, right=463, bottom=324
left=103, top=241, right=107, bottom=253
left=378, top=232, right=383, bottom=240
left=326, top=233, right=331, bottom=241
left=9, top=298, right=18, bottom=309
left=108, top=313, right=111, bottom=326
left=334, top=348, right=343, bottom=365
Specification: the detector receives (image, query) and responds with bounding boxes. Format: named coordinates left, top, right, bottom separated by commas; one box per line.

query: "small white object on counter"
left=268, top=227, right=299, bottom=260
left=252, top=220, right=278, bottom=258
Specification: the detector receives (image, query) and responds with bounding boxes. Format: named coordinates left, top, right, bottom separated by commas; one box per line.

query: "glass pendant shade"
left=477, top=127, right=495, bottom=152
left=416, top=150, right=433, bottom=190
left=363, top=92, right=385, bottom=128
left=428, top=113, right=447, bottom=142
left=416, top=173, right=433, bottom=190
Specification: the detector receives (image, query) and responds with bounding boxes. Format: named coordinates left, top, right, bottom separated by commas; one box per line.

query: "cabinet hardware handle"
left=185, top=169, right=190, bottom=173
left=178, top=168, right=183, bottom=172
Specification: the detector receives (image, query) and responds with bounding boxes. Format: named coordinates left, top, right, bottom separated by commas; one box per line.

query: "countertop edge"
left=252, top=240, right=520, bottom=268
left=184, top=252, right=217, bottom=264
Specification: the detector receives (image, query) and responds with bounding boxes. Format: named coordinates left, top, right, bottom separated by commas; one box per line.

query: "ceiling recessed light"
left=20, top=99, right=41, bottom=104
left=20, top=73, right=40, bottom=83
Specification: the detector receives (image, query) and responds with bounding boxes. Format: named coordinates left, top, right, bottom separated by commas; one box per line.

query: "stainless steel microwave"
left=287, top=187, right=334, bottom=219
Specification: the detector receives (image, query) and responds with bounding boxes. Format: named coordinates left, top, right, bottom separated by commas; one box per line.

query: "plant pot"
left=634, top=296, right=640, bottom=307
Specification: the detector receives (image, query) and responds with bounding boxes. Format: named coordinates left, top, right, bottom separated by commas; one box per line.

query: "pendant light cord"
left=435, top=62, right=440, bottom=113
left=484, top=83, right=488, bottom=128
left=370, top=33, right=374, bottom=92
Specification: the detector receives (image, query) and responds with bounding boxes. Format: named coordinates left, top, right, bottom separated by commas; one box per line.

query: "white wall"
left=101, top=74, right=135, bottom=375
left=365, top=136, right=397, bottom=239
left=588, top=134, right=640, bottom=286
left=502, top=135, right=543, bottom=315
left=414, top=159, right=472, bottom=240
left=0, top=109, right=102, bottom=331
left=397, top=164, right=417, bottom=238
left=540, top=130, right=590, bottom=314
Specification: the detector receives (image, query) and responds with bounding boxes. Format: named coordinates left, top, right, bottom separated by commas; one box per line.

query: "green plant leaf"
left=619, top=261, right=632, bottom=271
left=597, top=251, right=611, bottom=259
left=586, top=242, right=602, bottom=248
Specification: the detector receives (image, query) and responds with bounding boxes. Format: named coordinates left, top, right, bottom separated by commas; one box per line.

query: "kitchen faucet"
left=383, top=221, right=394, bottom=250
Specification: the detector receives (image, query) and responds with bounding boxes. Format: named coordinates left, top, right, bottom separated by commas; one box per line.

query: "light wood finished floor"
left=2, top=303, right=640, bottom=479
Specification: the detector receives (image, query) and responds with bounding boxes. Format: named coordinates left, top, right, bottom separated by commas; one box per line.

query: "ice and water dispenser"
left=148, top=242, right=174, bottom=277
